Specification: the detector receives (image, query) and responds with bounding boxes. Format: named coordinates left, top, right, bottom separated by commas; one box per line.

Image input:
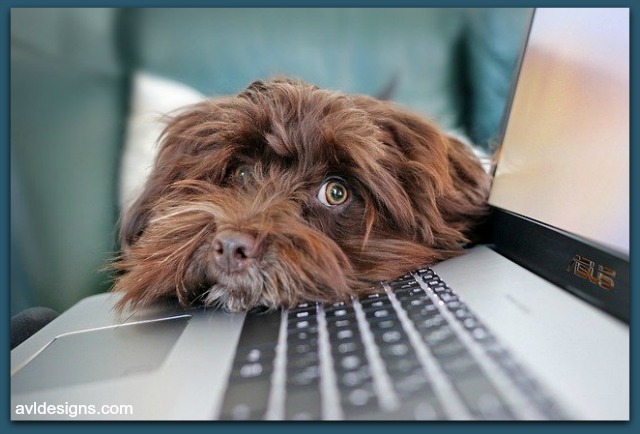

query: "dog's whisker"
left=189, top=287, right=211, bottom=307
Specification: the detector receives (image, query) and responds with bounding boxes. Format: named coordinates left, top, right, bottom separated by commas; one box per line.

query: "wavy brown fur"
left=112, top=78, right=491, bottom=312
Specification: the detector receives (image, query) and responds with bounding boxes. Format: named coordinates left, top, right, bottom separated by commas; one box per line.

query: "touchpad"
left=12, top=316, right=190, bottom=394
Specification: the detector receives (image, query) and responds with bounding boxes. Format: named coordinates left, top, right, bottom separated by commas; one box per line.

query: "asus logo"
left=567, top=255, right=616, bottom=290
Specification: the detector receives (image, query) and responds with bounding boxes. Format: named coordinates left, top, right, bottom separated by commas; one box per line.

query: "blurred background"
left=11, top=8, right=530, bottom=315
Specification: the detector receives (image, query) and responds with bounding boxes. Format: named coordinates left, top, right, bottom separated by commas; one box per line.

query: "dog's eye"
left=318, top=178, right=349, bottom=206
left=234, top=165, right=253, bottom=184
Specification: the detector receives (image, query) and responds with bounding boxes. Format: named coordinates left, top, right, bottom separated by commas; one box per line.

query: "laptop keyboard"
left=220, top=268, right=566, bottom=420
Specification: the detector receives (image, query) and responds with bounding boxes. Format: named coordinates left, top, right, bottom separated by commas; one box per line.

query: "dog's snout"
left=212, top=231, right=260, bottom=273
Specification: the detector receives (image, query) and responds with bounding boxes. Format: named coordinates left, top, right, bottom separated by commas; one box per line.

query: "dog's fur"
left=112, top=78, right=490, bottom=312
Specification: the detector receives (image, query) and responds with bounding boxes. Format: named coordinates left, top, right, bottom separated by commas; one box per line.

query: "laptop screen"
left=488, top=8, right=629, bottom=258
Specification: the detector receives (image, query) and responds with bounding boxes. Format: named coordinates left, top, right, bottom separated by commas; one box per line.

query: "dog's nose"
left=212, top=231, right=260, bottom=273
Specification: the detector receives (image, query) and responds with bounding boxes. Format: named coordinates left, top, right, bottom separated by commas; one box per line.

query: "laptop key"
left=341, top=383, right=380, bottom=419
left=219, top=379, right=272, bottom=420
left=393, top=286, right=427, bottom=300
left=388, top=278, right=422, bottom=291
left=453, top=376, right=514, bottom=420
left=360, top=298, right=394, bottom=310
left=338, top=365, right=372, bottom=389
left=235, top=310, right=281, bottom=347
left=287, top=364, right=321, bottom=387
left=285, top=386, right=323, bottom=420
left=220, top=310, right=281, bottom=419
left=393, top=396, right=445, bottom=420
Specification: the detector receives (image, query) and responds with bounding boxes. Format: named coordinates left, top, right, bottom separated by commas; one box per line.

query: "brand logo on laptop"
left=567, top=255, right=616, bottom=290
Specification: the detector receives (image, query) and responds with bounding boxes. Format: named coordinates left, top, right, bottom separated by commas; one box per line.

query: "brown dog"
left=113, top=78, right=490, bottom=312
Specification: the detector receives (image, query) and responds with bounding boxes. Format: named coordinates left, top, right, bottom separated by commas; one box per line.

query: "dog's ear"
left=119, top=193, right=148, bottom=251
left=353, top=96, right=491, bottom=249
left=119, top=100, right=234, bottom=251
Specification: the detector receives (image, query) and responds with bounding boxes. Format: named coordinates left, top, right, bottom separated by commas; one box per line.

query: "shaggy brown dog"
left=113, top=79, right=490, bottom=312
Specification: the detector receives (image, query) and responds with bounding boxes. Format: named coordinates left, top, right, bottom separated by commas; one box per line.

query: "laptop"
left=11, top=8, right=629, bottom=420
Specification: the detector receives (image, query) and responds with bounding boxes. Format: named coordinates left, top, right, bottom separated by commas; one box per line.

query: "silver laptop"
left=11, top=8, right=629, bottom=421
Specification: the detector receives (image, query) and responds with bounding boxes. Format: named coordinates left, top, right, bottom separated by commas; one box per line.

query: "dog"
left=112, top=78, right=491, bottom=312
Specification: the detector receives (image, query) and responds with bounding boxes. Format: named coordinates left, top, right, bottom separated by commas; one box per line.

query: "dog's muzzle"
left=212, top=230, right=261, bottom=274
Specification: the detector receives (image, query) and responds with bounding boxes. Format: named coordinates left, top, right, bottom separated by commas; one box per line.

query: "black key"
left=443, top=300, right=463, bottom=311
left=461, top=316, right=480, bottom=330
left=285, top=387, right=323, bottom=420
left=219, top=379, right=271, bottom=420
left=324, top=302, right=355, bottom=313
left=373, top=329, right=408, bottom=345
left=439, top=293, right=459, bottom=303
left=439, top=352, right=485, bottom=379
left=421, top=277, right=443, bottom=287
left=430, top=338, right=467, bottom=360
left=336, top=353, right=366, bottom=372
left=328, top=320, right=360, bottom=334
left=328, top=328, right=362, bottom=343
left=288, top=329, right=318, bottom=343
left=415, top=267, right=433, bottom=275
left=407, top=306, right=441, bottom=323
left=350, top=383, right=447, bottom=420
left=360, top=291, right=387, bottom=301
left=421, top=324, right=455, bottom=346
left=470, top=326, right=492, bottom=341
left=407, top=311, right=441, bottom=326
left=424, top=329, right=459, bottom=354
left=288, top=351, right=320, bottom=369
left=236, top=310, right=281, bottom=347
left=326, top=316, right=359, bottom=330
left=360, top=298, right=393, bottom=310
left=433, top=286, right=450, bottom=296
left=389, top=272, right=416, bottom=282
left=394, top=286, right=427, bottom=299
left=330, top=327, right=359, bottom=341
left=368, top=317, right=402, bottom=332
left=323, top=300, right=350, bottom=310
left=233, top=344, right=276, bottom=364
left=413, top=314, right=445, bottom=331
left=289, top=302, right=316, bottom=312
left=378, top=342, right=413, bottom=359
left=287, top=317, right=318, bottom=333
left=288, top=308, right=317, bottom=320
left=364, top=307, right=395, bottom=321
left=341, top=384, right=380, bottom=419
left=405, top=301, right=439, bottom=316
left=393, top=369, right=431, bottom=399
left=389, top=393, right=447, bottom=420
left=230, top=360, right=274, bottom=382
left=287, top=340, right=318, bottom=356
left=453, top=376, right=514, bottom=420
left=287, top=365, right=321, bottom=387
left=400, top=297, right=433, bottom=309
left=324, top=307, right=356, bottom=321
left=337, top=365, right=372, bottom=389
left=386, top=356, right=423, bottom=377
left=287, top=306, right=317, bottom=323
left=389, top=278, right=421, bottom=291
left=331, top=341, right=366, bottom=358
left=367, top=317, right=401, bottom=332
left=452, top=307, right=473, bottom=320
left=220, top=310, right=281, bottom=419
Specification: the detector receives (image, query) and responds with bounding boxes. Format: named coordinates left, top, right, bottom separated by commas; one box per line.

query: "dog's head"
left=113, top=78, right=490, bottom=312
